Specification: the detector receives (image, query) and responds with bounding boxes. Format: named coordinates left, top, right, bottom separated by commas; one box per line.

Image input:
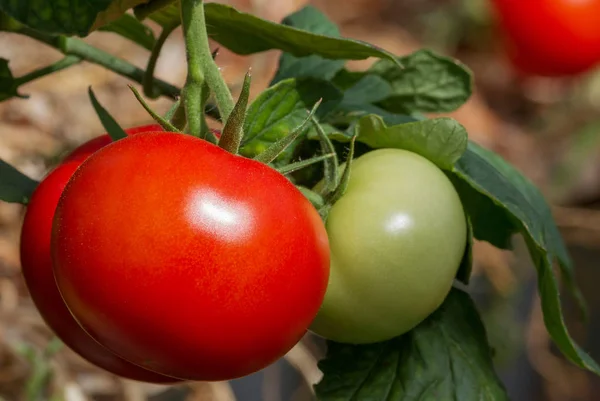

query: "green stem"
left=143, top=22, right=179, bottom=99
left=14, top=55, right=81, bottom=86
left=181, top=0, right=209, bottom=136
left=199, top=81, right=211, bottom=139
left=180, top=0, right=234, bottom=123
left=170, top=100, right=188, bottom=130
left=312, top=116, right=339, bottom=197
left=18, top=26, right=180, bottom=99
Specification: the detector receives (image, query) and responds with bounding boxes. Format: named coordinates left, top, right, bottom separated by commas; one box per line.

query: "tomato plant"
left=309, top=149, right=467, bottom=344
left=0, top=0, right=598, bottom=399
left=51, top=132, right=330, bottom=381
left=19, top=124, right=176, bottom=383
left=491, top=0, right=600, bottom=76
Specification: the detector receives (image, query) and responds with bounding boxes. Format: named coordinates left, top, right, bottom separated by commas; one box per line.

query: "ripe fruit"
left=19, top=124, right=176, bottom=383
left=52, top=132, right=330, bottom=381
left=491, top=0, right=600, bottom=76
left=309, top=149, right=467, bottom=344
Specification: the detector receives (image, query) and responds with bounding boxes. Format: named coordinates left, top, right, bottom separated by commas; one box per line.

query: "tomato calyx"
left=306, top=123, right=358, bottom=222
left=218, top=71, right=251, bottom=153
left=88, top=60, right=337, bottom=204
left=129, top=85, right=181, bottom=133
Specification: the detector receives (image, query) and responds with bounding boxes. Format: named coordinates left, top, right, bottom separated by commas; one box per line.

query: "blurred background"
left=2, top=0, right=600, bottom=400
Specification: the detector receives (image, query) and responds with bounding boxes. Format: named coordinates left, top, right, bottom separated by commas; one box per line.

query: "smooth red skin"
left=491, top=0, right=600, bottom=77
left=20, top=125, right=177, bottom=383
left=52, top=132, right=330, bottom=381
left=63, top=124, right=163, bottom=164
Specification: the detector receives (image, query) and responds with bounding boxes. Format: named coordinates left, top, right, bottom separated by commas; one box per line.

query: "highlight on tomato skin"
left=490, top=0, right=600, bottom=77
left=51, top=132, right=330, bottom=382
left=19, top=125, right=178, bottom=383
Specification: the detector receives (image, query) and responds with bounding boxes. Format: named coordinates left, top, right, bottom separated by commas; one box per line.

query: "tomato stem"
left=143, top=22, right=179, bottom=99
left=311, top=116, right=339, bottom=197
left=13, top=55, right=81, bottom=88
left=326, top=132, right=358, bottom=205
left=199, top=81, right=213, bottom=141
left=219, top=72, right=251, bottom=153
left=180, top=0, right=234, bottom=127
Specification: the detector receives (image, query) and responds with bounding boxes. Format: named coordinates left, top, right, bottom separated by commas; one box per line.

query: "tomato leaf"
left=144, top=2, right=179, bottom=28
left=0, top=159, right=38, bottom=204
left=315, top=288, right=509, bottom=401
left=0, top=58, right=25, bottom=102
left=341, top=74, right=392, bottom=104
left=0, top=0, right=150, bottom=36
left=204, top=3, right=398, bottom=62
left=370, top=49, right=473, bottom=114
left=270, top=6, right=345, bottom=84
left=98, top=13, right=155, bottom=50
left=241, top=78, right=343, bottom=163
left=347, top=115, right=468, bottom=170
left=451, top=141, right=597, bottom=374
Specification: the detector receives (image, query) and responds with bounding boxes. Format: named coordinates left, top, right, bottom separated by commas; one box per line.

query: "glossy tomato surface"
left=491, top=0, right=600, bottom=76
left=19, top=124, right=175, bottom=383
left=52, top=132, right=330, bottom=381
left=309, top=149, right=467, bottom=344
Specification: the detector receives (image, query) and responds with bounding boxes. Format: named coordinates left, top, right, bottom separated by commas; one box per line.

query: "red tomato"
left=51, top=132, right=330, bottom=381
left=491, top=0, right=600, bottom=76
left=19, top=124, right=176, bottom=383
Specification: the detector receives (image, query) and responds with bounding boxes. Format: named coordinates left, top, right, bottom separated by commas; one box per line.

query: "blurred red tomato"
left=491, top=0, right=600, bottom=76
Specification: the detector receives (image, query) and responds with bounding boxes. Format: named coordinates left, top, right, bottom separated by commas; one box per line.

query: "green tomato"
left=309, top=148, right=467, bottom=344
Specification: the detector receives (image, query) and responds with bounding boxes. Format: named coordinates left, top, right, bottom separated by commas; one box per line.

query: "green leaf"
left=0, top=0, right=150, bottom=36
left=456, top=216, right=473, bottom=284
left=241, top=78, right=343, bottom=162
left=315, top=288, right=509, bottom=401
left=341, top=74, right=392, bottom=104
left=98, top=13, right=155, bottom=50
left=88, top=87, right=128, bottom=141
left=371, top=49, right=473, bottom=114
left=452, top=141, right=597, bottom=374
left=0, top=58, right=24, bottom=101
left=271, top=6, right=345, bottom=84
left=144, top=1, right=179, bottom=28
left=326, top=104, right=418, bottom=128
left=204, top=3, right=398, bottom=63
left=348, top=115, right=468, bottom=170
left=0, top=159, right=38, bottom=204
left=331, top=68, right=367, bottom=90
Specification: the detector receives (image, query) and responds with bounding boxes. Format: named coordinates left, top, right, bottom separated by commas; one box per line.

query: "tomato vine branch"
left=143, top=22, right=180, bottom=99
left=16, top=26, right=181, bottom=99
left=13, top=55, right=81, bottom=87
